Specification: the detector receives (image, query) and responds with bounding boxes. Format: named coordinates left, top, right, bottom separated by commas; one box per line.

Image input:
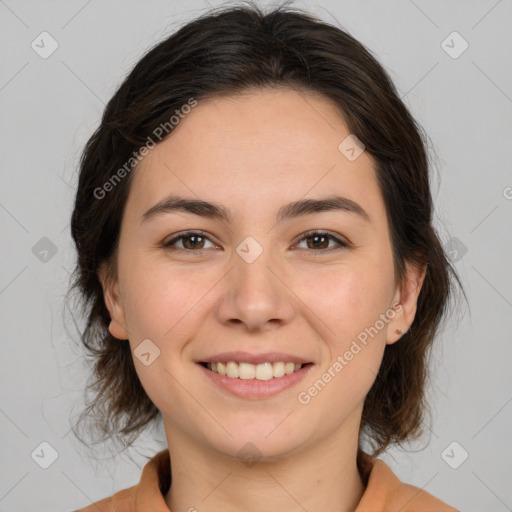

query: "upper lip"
left=198, top=351, right=312, bottom=365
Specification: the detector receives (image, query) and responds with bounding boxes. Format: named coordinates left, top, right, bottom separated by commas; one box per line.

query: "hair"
left=69, top=0, right=465, bottom=469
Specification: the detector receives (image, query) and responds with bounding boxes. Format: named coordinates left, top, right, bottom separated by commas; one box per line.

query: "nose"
left=215, top=246, right=296, bottom=333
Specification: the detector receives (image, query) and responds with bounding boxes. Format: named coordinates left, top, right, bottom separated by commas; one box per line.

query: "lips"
left=197, top=358, right=314, bottom=399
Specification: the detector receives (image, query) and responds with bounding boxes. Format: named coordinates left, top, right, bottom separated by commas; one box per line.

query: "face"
left=100, top=87, right=425, bottom=460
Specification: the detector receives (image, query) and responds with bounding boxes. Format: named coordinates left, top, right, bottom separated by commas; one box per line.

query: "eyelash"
left=162, top=230, right=348, bottom=254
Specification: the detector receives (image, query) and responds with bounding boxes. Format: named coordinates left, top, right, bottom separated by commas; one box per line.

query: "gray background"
left=1, top=0, right=511, bottom=510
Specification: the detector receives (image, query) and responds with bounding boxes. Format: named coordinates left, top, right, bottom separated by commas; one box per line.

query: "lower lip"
left=197, top=363, right=314, bottom=399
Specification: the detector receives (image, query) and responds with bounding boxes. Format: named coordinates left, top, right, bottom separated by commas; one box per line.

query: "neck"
left=164, top=416, right=366, bottom=512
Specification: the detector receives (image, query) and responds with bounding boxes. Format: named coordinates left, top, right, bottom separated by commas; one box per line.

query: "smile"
left=201, top=361, right=308, bottom=380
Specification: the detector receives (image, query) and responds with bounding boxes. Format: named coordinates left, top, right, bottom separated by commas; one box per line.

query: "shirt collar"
left=128, top=448, right=454, bottom=511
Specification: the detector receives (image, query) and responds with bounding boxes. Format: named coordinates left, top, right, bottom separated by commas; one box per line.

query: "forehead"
left=126, top=88, right=385, bottom=225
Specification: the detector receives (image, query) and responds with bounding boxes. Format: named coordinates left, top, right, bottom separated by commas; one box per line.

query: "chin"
left=205, top=419, right=310, bottom=461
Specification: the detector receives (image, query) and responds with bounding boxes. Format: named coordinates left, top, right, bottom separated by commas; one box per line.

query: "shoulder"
left=392, top=478, right=459, bottom=512
left=71, top=449, right=170, bottom=512
left=72, top=484, right=138, bottom=512
left=357, top=456, right=458, bottom=512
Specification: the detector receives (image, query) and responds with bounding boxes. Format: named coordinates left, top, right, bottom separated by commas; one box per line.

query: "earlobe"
left=386, top=261, right=427, bottom=345
left=108, top=318, right=129, bottom=341
left=98, top=262, right=129, bottom=341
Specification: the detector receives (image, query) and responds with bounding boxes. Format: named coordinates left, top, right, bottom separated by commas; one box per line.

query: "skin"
left=99, top=87, right=426, bottom=512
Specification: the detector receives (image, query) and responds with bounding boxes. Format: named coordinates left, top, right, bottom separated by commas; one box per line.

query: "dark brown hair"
left=69, top=1, right=464, bottom=463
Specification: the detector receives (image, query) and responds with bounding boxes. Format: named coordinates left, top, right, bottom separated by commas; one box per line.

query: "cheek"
left=120, top=253, right=221, bottom=344
left=296, top=265, right=391, bottom=413
left=295, top=257, right=394, bottom=343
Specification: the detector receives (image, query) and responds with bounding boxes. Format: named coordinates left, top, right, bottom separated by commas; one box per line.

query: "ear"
left=386, top=260, right=427, bottom=345
left=98, top=262, right=129, bottom=341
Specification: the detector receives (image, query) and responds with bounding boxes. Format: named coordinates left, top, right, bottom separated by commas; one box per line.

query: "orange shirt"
left=74, top=449, right=458, bottom=511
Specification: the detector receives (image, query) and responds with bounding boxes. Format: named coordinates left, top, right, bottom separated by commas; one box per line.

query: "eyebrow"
left=141, top=194, right=371, bottom=224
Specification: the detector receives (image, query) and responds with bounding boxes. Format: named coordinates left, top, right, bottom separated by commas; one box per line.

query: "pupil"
left=187, top=235, right=202, bottom=248
left=311, top=235, right=326, bottom=249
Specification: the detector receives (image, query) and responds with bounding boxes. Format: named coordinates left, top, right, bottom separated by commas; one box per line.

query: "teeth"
left=226, top=361, right=239, bottom=378
left=273, top=361, right=285, bottom=378
left=239, top=362, right=256, bottom=379
left=255, top=362, right=273, bottom=380
left=205, top=361, right=305, bottom=380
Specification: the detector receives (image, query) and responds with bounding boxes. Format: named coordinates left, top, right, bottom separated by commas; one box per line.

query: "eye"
left=162, top=229, right=348, bottom=253
left=162, top=231, right=218, bottom=252
left=294, top=230, right=348, bottom=252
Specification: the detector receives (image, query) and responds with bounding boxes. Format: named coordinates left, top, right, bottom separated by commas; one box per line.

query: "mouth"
left=199, top=361, right=313, bottom=380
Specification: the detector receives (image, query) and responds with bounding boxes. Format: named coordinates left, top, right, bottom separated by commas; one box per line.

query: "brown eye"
left=181, top=234, right=206, bottom=249
left=163, top=231, right=216, bottom=251
left=296, top=231, right=348, bottom=252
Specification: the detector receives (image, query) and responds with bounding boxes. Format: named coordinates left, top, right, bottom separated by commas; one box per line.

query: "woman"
left=70, top=2, right=463, bottom=510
